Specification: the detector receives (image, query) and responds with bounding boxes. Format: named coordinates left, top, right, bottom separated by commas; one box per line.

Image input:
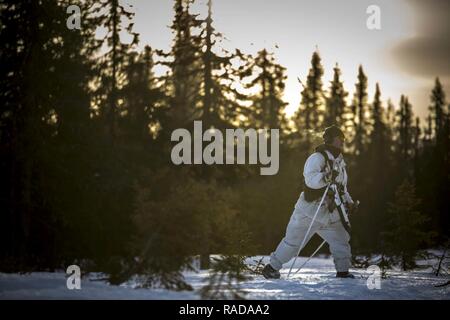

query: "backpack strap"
left=317, top=150, right=334, bottom=175
left=302, top=150, right=334, bottom=202
left=318, top=150, right=351, bottom=234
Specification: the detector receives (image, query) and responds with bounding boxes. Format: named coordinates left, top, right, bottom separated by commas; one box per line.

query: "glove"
left=346, top=200, right=360, bottom=216
left=324, top=169, right=339, bottom=184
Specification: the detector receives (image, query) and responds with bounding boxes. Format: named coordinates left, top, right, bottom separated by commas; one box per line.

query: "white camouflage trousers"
left=269, top=196, right=352, bottom=273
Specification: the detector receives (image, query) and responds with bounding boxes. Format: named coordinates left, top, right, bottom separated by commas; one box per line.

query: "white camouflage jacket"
left=294, top=148, right=354, bottom=224
left=303, top=150, right=354, bottom=205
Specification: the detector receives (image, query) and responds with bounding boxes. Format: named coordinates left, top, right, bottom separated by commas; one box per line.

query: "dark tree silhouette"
left=351, top=65, right=369, bottom=156
left=294, top=51, right=325, bottom=135
left=241, top=49, right=288, bottom=132
left=325, top=63, right=347, bottom=127
left=91, top=0, right=139, bottom=139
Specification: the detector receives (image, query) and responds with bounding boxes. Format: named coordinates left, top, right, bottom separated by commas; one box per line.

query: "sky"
left=127, top=0, right=450, bottom=121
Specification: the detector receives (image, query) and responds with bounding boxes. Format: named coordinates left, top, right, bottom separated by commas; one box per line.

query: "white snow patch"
left=0, top=256, right=448, bottom=300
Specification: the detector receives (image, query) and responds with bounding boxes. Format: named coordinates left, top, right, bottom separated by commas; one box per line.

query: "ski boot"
left=336, top=271, right=355, bottom=278
left=262, top=264, right=281, bottom=279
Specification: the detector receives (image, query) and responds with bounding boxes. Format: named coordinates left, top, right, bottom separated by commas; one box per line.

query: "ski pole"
left=287, top=183, right=330, bottom=278
left=292, top=239, right=326, bottom=275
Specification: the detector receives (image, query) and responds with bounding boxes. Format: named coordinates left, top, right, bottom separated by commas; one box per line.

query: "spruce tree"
left=90, top=0, right=139, bottom=139
left=421, top=79, right=449, bottom=238
left=325, top=63, right=347, bottom=127
left=397, top=95, right=414, bottom=164
left=382, top=180, right=433, bottom=270
left=0, top=0, right=98, bottom=267
left=412, top=117, right=421, bottom=169
left=294, top=51, right=325, bottom=135
left=241, top=49, right=288, bottom=132
left=121, top=46, right=162, bottom=142
left=198, top=0, right=247, bottom=129
left=364, top=83, right=392, bottom=249
left=429, top=77, right=446, bottom=142
left=351, top=65, right=369, bottom=156
left=161, top=0, right=203, bottom=129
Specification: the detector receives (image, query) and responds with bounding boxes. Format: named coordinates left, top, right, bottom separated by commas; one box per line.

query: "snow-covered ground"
left=0, top=255, right=448, bottom=300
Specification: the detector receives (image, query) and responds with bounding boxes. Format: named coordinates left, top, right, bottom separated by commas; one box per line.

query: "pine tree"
left=366, top=83, right=388, bottom=171
left=345, top=66, right=370, bottom=249
left=163, top=0, right=247, bottom=130
left=382, top=180, right=433, bottom=270
left=424, top=114, right=433, bottom=142
left=325, top=63, right=347, bottom=127
left=91, top=0, right=139, bottom=139
left=386, top=99, right=396, bottom=125
left=412, top=117, right=421, bottom=166
left=162, top=0, right=203, bottom=129
left=198, top=0, right=247, bottom=129
left=384, top=99, right=396, bottom=138
left=241, top=49, right=288, bottom=131
left=369, top=84, right=384, bottom=139
left=397, top=95, right=414, bottom=164
left=294, top=51, right=325, bottom=135
left=0, top=0, right=98, bottom=267
left=0, top=0, right=60, bottom=262
left=428, top=78, right=448, bottom=183
left=359, top=83, right=392, bottom=250
left=429, top=77, right=446, bottom=142
left=131, top=168, right=247, bottom=285
left=121, top=46, right=162, bottom=141
left=201, top=0, right=214, bottom=126
left=197, top=0, right=255, bottom=267
left=54, top=1, right=97, bottom=142
left=351, top=65, right=369, bottom=156
left=419, top=79, right=449, bottom=239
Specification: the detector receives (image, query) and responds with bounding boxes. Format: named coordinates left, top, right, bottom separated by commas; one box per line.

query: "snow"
left=0, top=255, right=448, bottom=300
